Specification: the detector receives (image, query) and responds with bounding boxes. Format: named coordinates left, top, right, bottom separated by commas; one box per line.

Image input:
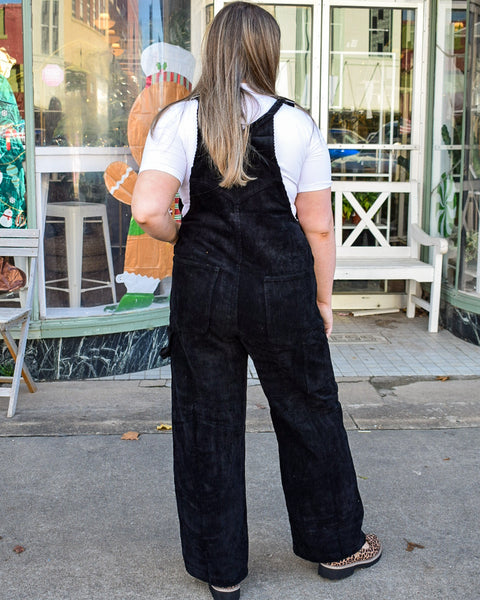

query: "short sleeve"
left=138, top=102, right=189, bottom=185
left=297, top=124, right=332, bottom=193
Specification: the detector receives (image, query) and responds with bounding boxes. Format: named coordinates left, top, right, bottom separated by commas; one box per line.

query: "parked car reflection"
left=327, top=128, right=366, bottom=160
left=329, top=123, right=410, bottom=176
left=365, top=120, right=410, bottom=144
left=330, top=151, right=409, bottom=175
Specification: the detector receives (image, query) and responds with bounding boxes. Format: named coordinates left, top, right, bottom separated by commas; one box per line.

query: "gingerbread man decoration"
left=103, top=42, right=195, bottom=310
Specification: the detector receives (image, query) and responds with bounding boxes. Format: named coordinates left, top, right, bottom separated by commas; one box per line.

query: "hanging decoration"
left=41, top=64, right=64, bottom=87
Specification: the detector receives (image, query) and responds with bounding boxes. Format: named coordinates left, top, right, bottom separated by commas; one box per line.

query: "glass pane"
left=431, top=2, right=465, bottom=288
left=458, top=192, right=480, bottom=293
left=260, top=4, right=312, bottom=110
left=33, top=0, right=195, bottom=149
left=328, top=7, right=414, bottom=181
left=459, top=0, right=480, bottom=295
left=0, top=1, right=27, bottom=230
left=33, top=0, right=204, bottom=312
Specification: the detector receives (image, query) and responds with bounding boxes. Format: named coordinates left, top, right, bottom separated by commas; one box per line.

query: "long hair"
left=152, top=2, right=281, bottom=188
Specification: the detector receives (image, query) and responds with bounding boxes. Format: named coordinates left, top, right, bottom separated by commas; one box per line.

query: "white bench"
left=0, top=229, right=39, bottom=417
left=331, top=181, right=448, bottom=333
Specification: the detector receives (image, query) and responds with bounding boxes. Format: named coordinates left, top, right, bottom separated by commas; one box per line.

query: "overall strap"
left=251, top=97, right=295, bottom=126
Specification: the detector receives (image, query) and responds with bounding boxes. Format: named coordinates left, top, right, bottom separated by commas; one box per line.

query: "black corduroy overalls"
left=169, top=99, right=365, bottom=588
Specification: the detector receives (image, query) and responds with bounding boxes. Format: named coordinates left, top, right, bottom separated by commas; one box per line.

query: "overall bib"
left=170, top=99, right=365, bottom=587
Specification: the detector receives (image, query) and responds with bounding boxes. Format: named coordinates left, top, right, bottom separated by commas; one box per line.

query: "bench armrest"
left=410, top=224, right=448, bottom=254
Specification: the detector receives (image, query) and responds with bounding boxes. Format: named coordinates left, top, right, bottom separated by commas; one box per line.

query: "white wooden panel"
left=332, top=293, right=406, bottom=311
left=336, top=246, right=412, bottom=258
left=335, top=259, right=435, bottom=282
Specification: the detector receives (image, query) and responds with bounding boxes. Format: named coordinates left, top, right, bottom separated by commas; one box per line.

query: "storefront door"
left=216, top=0, right=429, bottom=310
left=320, top=1, right=428, bottom=308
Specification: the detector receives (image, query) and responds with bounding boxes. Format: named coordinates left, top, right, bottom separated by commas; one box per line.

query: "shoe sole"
left=208, top=584, right=241, bottom=599
left=318, top=546, right=383, bottom=581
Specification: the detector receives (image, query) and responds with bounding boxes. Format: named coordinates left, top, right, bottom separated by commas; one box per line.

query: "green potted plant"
left=351, top=192, right=377, bottom=223
left=341, top=198, right=354, bottom=221
left=333, top=192, right=377, bottom=223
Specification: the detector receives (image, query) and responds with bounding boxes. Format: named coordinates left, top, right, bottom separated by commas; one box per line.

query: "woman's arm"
left=131, top=170, right=181, bottom=244
left=295, top=187, right=335, bottom=338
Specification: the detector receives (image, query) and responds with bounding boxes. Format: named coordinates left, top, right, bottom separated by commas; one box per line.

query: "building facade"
left=1, top=0, right=480, bottom=379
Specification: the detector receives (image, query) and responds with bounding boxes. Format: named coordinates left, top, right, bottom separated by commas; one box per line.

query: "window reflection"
left=0, top=3, right=26, bottom=231
left=328, top=3, right=414, bottom=290
left=432, top=0, right=480, bottom=298
left=261, top=4, right=312, bottom=110
left=459, top=0, right=480, bottom=295
left=328, top=7, right=414, bottom=182
left=0, top=3, right=24, bottom=118
left=34, top=0, right=201, bottom=312
left=431, top=3, right=467, bottom=291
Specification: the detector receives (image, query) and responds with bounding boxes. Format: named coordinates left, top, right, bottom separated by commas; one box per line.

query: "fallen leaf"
left=405, top=540, right=425, bottom=552
left=443, top=457, right=451, bottom=461
left=436, top=376, right=449, bottom=381
left=156, top=424, right=172, bottom=431
left=255, top=403, right=267, bottom=410
left=357, top=475, right=369, bottom=480
left=121, top=431, right=140, bottom=440
left=13, top=545, right=25, bottom=554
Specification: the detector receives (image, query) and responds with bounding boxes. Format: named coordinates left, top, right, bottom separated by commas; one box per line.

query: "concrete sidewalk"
left=0, top=374, right=479, bottom=435
left=1, top=376, right=479, bottom=599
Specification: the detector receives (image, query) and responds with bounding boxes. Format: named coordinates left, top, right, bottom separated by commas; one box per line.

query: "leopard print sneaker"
left=318, top=533, right=382, bottom=580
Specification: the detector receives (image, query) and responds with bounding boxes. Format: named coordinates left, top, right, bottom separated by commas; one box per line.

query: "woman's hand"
left=317, top=301, right=333, bottom=339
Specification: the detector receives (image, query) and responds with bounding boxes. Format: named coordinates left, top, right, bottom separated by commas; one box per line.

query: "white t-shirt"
left=139, top=88, right=331, bottom=217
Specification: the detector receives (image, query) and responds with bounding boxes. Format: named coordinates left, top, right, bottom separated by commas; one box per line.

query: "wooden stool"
left=45, top=202, right=116, bottom=307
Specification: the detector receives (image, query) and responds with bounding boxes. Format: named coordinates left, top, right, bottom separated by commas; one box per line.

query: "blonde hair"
left=152, top=2, right=281, bottom=188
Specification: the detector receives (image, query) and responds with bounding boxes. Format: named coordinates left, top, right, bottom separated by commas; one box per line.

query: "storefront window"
left=327, top=6, right=418, bottom=300
left=328, top=7, right=414, bottom=182
left=0, top=1, right=26, bottom=231
left=431, top=2, right=465, bottom=289
left=32, top=1, right=313, bottom=318
left=459, top=0, right=480, bottom=295
left=327, top=6, right=415, bottom=247
left=33, top=0, right=203, bottom=316
left=432, top=0, right=480, bottom=298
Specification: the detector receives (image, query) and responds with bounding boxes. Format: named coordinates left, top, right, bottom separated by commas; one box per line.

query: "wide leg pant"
left=170, top=264, right=365, bottom=588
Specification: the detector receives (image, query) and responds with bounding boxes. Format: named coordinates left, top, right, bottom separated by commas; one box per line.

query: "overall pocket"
left=264, top=270, right=319, bottom=345
left=170, top=256, right=220, bottom=334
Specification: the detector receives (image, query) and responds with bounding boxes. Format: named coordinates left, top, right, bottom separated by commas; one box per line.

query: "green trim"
left=22, top=0, right=40, bottom=322
left=442, top=285, right=480, bottom=315
left=421, top=0, right=437, bottom=233
left=26, top=306, right=170, bottom=339
left=454, top=2, right=471, bottom=291
left=22, top=0, right=36, bottom=230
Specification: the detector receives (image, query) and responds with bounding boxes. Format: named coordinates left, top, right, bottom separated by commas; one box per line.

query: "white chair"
left=0, top=229, right=39, bottom=417
left=45, top=202, right=116, bottom=307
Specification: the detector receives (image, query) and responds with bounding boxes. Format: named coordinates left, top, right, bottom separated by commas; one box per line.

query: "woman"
left=132, top=3, right=382, bottom=598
